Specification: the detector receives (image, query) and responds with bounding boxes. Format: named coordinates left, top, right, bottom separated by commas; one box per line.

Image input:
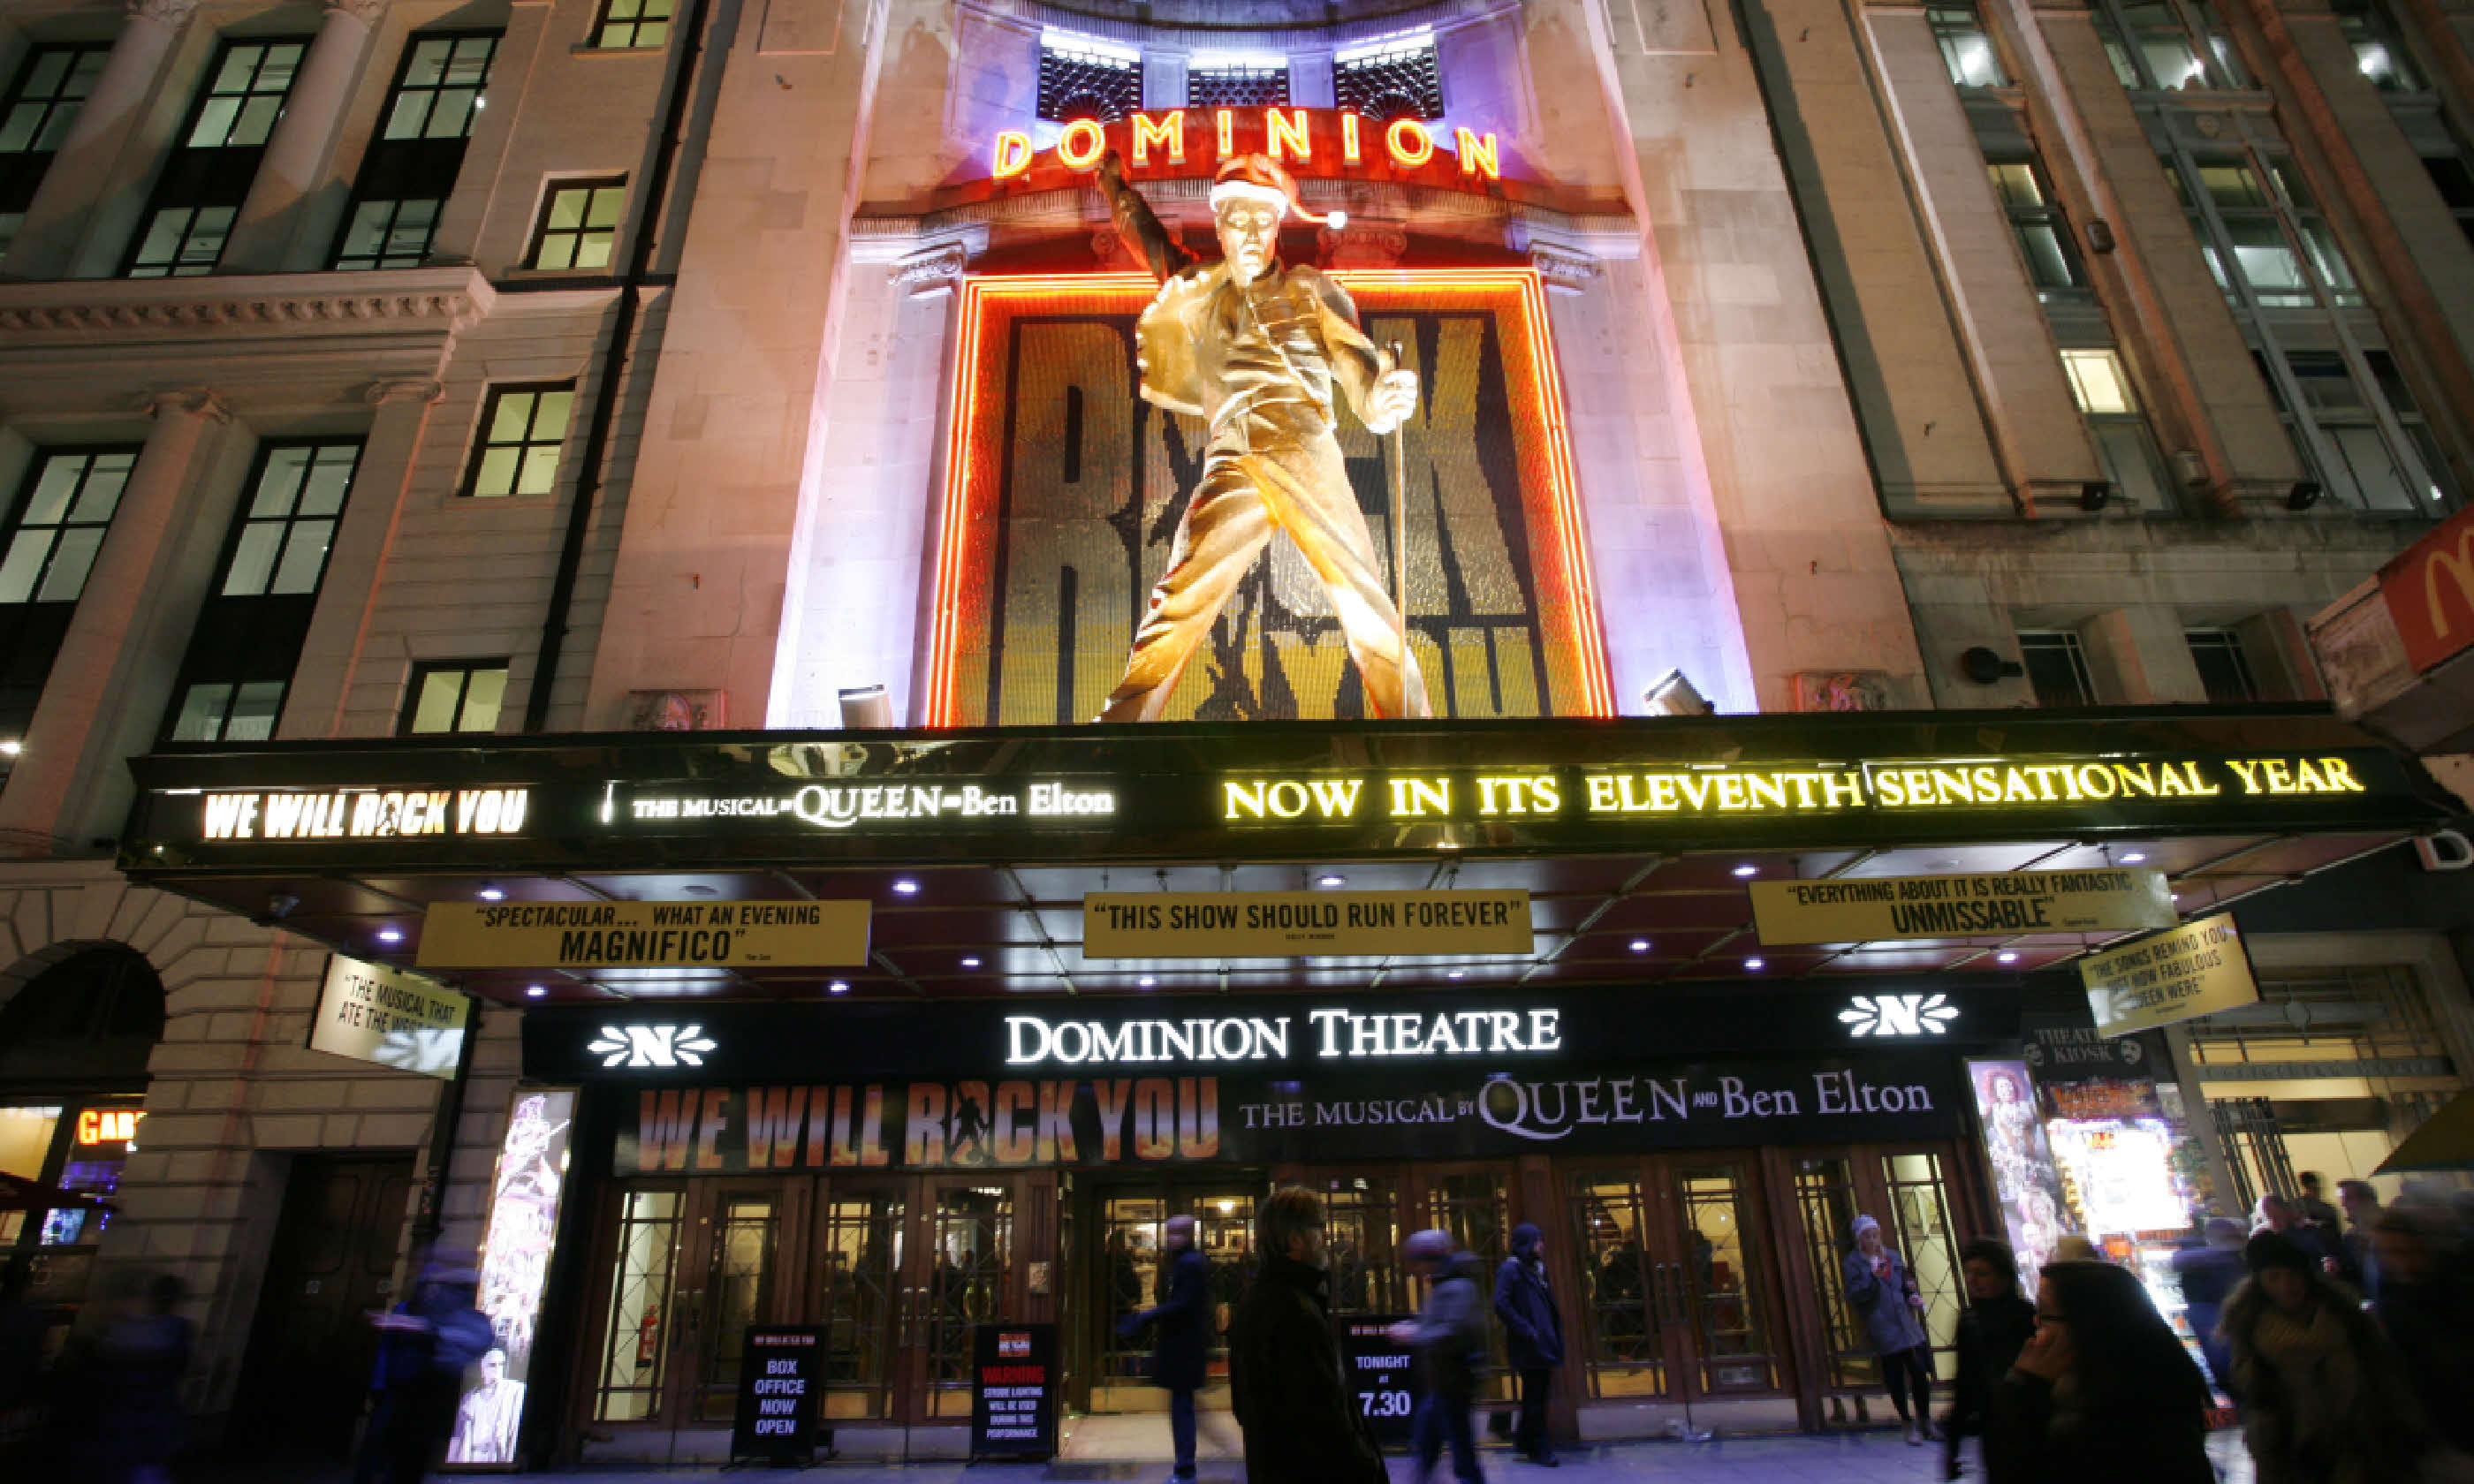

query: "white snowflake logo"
left=587, top=1024, right=717, bottom=1068
left=1839, top=994, right=1960, bottom=1038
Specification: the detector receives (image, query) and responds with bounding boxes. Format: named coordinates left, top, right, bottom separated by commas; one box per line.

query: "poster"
left=447, top=1089, right=574, bottom=1466
left=2082, top=912, right=2259, bottom=1035
left=972, top=1323, right=1057, bottom=1458
left=1082, top=890, right=1531, bottom=958
left=1339, top=1314, right=1419, bottom=1444
left=1749, top=868, right=2173, bottom=945
left=731, top=1328, right=826, bottom=1463
left=1966, top=1059, right=2072, bottom=1291
left=417, top=899, right=869, bottom=969
left=308, top=955, right=468, bottom=1079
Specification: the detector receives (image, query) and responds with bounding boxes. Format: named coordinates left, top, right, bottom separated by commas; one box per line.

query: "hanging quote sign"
left=308, top=955, right=469, bottom=1079
left=2081, top=912, right=2259, bottom=1035
left=416, top=899, right=871, bottom=969
left=1749, top=869, right=2174, bottom=945
left=1082, top=890, right=1532, bottom=958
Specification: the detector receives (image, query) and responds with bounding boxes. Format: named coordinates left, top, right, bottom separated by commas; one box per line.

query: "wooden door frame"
left=891, top=1170, right=1028, bottom=1427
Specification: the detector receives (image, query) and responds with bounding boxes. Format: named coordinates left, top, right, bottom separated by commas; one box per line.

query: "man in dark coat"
left=1493, top=1222, right=1562, bottom=1467
left=1121, top=1214, right=1212, bottom=1481
left=1229, top=1187, right=1386, bottom=1484
left=1941, top=1237, right=2034, bottom=1480
left=1394, top=1229, right=1488, bottom=1484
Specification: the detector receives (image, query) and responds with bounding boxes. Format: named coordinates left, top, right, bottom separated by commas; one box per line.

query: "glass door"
left=1088, top=1182, right=1260, bottom=1413
left=582, top=1177, right=795, bottom=1441
left=890, top=1177, right=1014, bottom=1423
left=811, top=1179, right=905, bottom=1423
left=1787, top=1144, right=1974, bottom=1421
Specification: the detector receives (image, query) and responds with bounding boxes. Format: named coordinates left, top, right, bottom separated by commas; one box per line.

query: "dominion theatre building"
left=0, top=0, right=2471, bottom=1465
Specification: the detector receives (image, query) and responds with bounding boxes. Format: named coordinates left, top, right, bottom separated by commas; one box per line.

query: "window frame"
left=0, top=445, right=141, bottom=607
left=462, top=382, right=579, bottom=499
left=2184, top=628, right=2258, bottom=703
left=122, top=35, right=313, bottom=278
left=2090, top=0, right=2250, bottom=93
left=1927, top=2, right=2010, bottom=89
left=398, top=659, right=511, bottom=736
left=2016, top=629, right=2098, bottom=708
left=525, top=176, right=626, bottom=272
left=590, top=0, right=677, bottom=51
left=330, top=29, right=502, bottom=271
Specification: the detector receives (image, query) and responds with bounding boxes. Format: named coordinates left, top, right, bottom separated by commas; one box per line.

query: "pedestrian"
left=1119, top=1214, right=1211, bottom=1482
left=2369, top=1203, right=2474, bottom=1460
left=2251, top=1192, right=2338, bottom=1273
left=2222, top=1230, right=2422, bottom=1484
left=2169, top=1216, right=2247, bottom=1399
left=1941, top=1237, right=2034, bottom=1480
left=1393, top=1229, right=1488, bottom=1484
left=2292, top=1172, right=2342, bottom=1246
left=358, top=1254, right=494, bottom=1484
left=1227, top=1187, right=1386, bottom=1484
left=1841, top=1215, right=1936, bottom=1446
left=1982, top=1259, right=2214, bottom=1483
left=80, top=1270, right=191, bottom=1484
left=1492, top=1222, right=1562, bottom=1468
left=2334, top=1180, right=2379, bottom=1295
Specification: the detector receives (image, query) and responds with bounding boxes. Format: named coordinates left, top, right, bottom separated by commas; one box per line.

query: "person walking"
left=358, top=1254, right=494, bottom=1484
left=2253, top=1192, right=2338, bottom=1273
left=80, top=1271, right=191, bottom=1484
left=1982, top=1259, right=2214, bottom=1483
left=1843, top=1215, right=1935, bottom=1445
left=1393, top=1229, right=1488, bottom=1484
left=2334, top=1180, right=2380, bottom=1295
left=2371, top=1202, right=2474, bottom=1460
left=2170, top=1216, right=2248, bottom=1398
left=1941, top=1238, right=2035, bottom=1480
left=1492, top=1223, right=1562, bottom=1468
left=1228, top=1187, right=1385, bottom=1484
left=2222, top=1230, right=2423, bottom=1484
left=1119, top=1214, right=1212, bottom=1482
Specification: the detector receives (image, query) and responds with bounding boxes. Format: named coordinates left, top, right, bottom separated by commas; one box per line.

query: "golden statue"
left=1091, top=150, right=1434, bottom=722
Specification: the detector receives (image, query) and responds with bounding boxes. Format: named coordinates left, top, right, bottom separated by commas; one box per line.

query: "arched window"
left=0, top=945, right=164, bottom=1088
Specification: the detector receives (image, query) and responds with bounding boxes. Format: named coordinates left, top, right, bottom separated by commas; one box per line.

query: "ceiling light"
left=2121, top=851, right=2147, bottom=864
left=961, top=956, right=982, bottom=969
left=1629, top=939, right=1651, bottom=953
left=1317, top=874, right=1346, bottom=888
left=1138, top=974, right=1157, bottom=988
left=1997, top=951, right=2019, bottom=965
left=828, top=980, right=850, bottom=994
left=1732, top=864, right=1757, bottom=878
left=1446, top=969, right=1465, bottom=980
left=376, top=928, right=404, bottom=943
left=478, top=884, right=505, bottom=901
left=1743, top=958, right=1765, bottom=971
left=892, top=878, right=920, bottom=895
left=526, top=984, right=546, bottom=998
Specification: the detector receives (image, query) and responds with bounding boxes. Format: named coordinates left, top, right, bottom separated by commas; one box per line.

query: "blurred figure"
left=2222, top=1230, right=2422, bottom=1484
left=1943, top=1237, right=2035, bottom=1481
left=2370, top=1204, right=2474, bottom=1460
left=2170, top=1216, right=2247, bottom=1398
left=2334, top=1181, right=2379, bottom=1295
left=1493, top=1222, right=1562, bottom=1468
left=2292, top=1173, right=2341, bottom=1246
left=1119, top=1214, right=1211, bottom=1482
left=80, top=1271, right=190, bottom=1484
left=1228, top=1187, right=1385, bottom=1484
left=358, top=1255, right=493, bottom=1484
left=1842, top=1215, right=1935, bottom=1446
left=2251, top=1193, right=2338, bottom=1272
left=1392, top=1229, right=1488, bottom=1484
left=2046, top=1235, right=2103, bottom=1264
left=1985, top=1260, right=2213, bottom=1483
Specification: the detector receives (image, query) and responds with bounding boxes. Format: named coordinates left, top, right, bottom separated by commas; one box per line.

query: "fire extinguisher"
left=636, top=1306, right=660, bottom=1368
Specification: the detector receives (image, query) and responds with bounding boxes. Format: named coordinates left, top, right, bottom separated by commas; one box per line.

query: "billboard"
left=924, top=271, right=1612, bottom=724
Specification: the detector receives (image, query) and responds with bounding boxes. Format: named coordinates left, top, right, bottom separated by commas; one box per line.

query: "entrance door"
left=1783, top=1145, right=1972, bottom=1420
left=1565, top=1153, right=1794, bottom=1411
left=229, top=1153, right=418, bottom=1462
left=888, top=1176, right=1015, bottom=1423
left=1085, top=1181, right=1259, bottom=1413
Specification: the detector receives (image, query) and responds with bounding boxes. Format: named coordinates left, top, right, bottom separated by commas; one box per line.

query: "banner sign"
left=1083, top=890, right=1532, bottom=958
left=449, top=1089, right=574, bottom=1467
left=2081, top=912, right=2258, bottom=1036
left=2022, top=1018, right=2166, bottom=1120
left=1340, top=1315, right=1419, bottom=1444
left=1966, top=1060, right=2073, bottom=1291
left=415, top=899, right=870, bottom=970
left=607, top=1052, right=1962, bottom=1175
left=309, top=955, right=469, bottom=1079
left=731, top=1328, right=826, bottom=1464
left=1749, top=869, right=2172, bottom=945
left=972, top=1324, right=1057, bottom=1459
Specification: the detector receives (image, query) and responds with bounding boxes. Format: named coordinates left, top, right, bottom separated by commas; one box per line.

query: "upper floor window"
left=1928, top=4, right=2008, bottom=89
left=332, top=31, right=501, bottom=271
left=2060, top=347, right=2177, bottom=511
left=1986, top=157, right=2087, bottom=298
left=2093, top=0, right=2248, bottom=92
left=0, top=43, right=109, bottom=257
left=1189, top=57, right=1289, bottom=109
left=1037, top=34, right=1140, bottom=124
left=2334, top=0, right=2423, bottom=93
left=593, top=0, right=675, bottom=50
left=2425, top=155, right=2474, bottom=250
left=401, top=660, right=508, bottom=734
left=466, top=383, right=576, bottom=497
left=125, top=38, right=309, bottom=277
left=2169, top=154, right=2359, bottom=309
left=2184, top=629, right=2257, bottom=701
left=528, top=178, right=625, bottom=270
left=1334, top=34, right=1444, bottom=121
left=0, top=448, right=135, bottom=604
left=2017, top=630, right=2097, bottom=707
left=221, top=443, right=357, bottom=597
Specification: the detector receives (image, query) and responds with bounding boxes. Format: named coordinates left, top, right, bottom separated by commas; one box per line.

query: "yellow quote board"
left=417, top=899, right=871, bottom=968
left=1749, top=868, right=2174, bottom=945
left=309, top=955, right=470, bottom=1078
left=2081, top=912, right=2258, bottom=1036
left=1084, top=891, right=1531, bottom=959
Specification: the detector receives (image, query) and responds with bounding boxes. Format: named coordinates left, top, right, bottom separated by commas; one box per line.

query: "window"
left=2060, top=348, right=2176, bottom=510
left=528, top=179, right=624, bottom=270
left=162, top=440, right=362, bottom=745
left=333, top=33, right=500, bottom=269
left=0, top=43, right=109, bottom=259
left=1188, top=58, right=1289, bottom=109
left=2017, top=630, right=2096, bottom=707
left=401, top=661, right=508, bottom=734
left=1928, top=4, right=2007, bottom=88
left=0, top=448, right=138, bottom=753
left=466, top=384, right=576, bottom=497
left=1334, top=34, right=1444, bottom=120
left=1986, top=158, right=2086, bottom=297
left=2091, top=0, right=2247, bottom=92
left=2422, top=155, right=2474, bottom=250
left=1036, top=34, right=1140, bottom=124
left=592, top=0, right=674, bottom=50
left=2334, top=0, right=2422, bottom=93
left=125, top=39, right=307, bottom=276
left=2184, top=629, right=2257, bottom=701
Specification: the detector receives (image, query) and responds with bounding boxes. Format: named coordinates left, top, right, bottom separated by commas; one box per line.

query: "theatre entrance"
left=1068, top=1175, right=1263, bottom=1415
left=574, top=1170, right=1028, bottom=1457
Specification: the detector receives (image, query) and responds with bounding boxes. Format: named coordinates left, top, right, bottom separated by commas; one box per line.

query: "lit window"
left=0, top=448, right=136, bottom=605
left=1928, top=4, right=2008, bottom=88
left=0, top=43, right=110, bottom=255
left=383, top=33, right=497, bottom=140
left=1335, top=34, right=1444, bottom=120
left=166, top=680, right=288, bottom=743
left=529, top=179, right=625, bottom=270
left=593, top=0, right=674, bottom=50
left=402, top=661, right=509, bottom=734
left=332, top=198, right=442, bottom=270
left=2016, top=631, right=2096, bottom=707
left=125, top=40, right=308, bottom=277
left=2184, top=629, right=2257, bottom=702
left=1036, top=33, right=1140, bottom=124
left=2334, top=0, right=2422, bottom=92
left=2060, top=348, right=2136, bottom=415
left=2091, top=0, right=2246, bottom=91
left=332, top=33, right=499, bottom=270
left=466, top=384, right=576, bottom=497
left=186, top=42, right=304, bottom=149
left=1189, top=57, right=1290, bottom=108
left=1987, top=159, right=2085, bottom=296
left=221, top=442, right=359, bottom=597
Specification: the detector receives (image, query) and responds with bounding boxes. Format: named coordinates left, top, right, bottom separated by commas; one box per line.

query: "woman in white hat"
left=1843, top=1215, right=1936, bottom=1445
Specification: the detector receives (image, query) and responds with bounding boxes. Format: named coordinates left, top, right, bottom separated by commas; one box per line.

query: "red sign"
left=74, top=1109, right=141, bottom=1146
left=983, top=108, right=1506, bottom=195
left=2379, top=501, right=2474, bottom=674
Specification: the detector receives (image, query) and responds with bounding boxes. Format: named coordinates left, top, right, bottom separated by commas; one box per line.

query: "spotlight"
left=1643, top=668, right=1713, bottom=717
left=1959, top=646, right=2025, bottom=685
left=892, top=878, right=920, bottom=896
left=1743, top=958, right=1765, bottom=971
left=1732, top=864, right=1757, bottom=878
left=478, top=883, right=505, bottom=901
left=1446, top=969, right=1466, bottom=980
left=961, top=956, right=982, bottom=969
left=0, top=739, right=20, bottom=757
left=2121, top=851, right=2147, bottom=864
left=839, top=685, right=893, bottom=729
left=828, top=980, right=850, bottom=994
left=1138, top=975, right=1157, bottom=988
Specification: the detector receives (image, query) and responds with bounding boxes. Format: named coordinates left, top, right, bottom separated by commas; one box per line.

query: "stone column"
left=2, top=0, right=200, bottom=282
left=0, top=390, right=231, bottom=856
left=222, top=0, right=389, bottom=273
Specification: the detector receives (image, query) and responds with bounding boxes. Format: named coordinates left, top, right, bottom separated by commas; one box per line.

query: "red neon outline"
left=924, top=269, right=1615, bottom=723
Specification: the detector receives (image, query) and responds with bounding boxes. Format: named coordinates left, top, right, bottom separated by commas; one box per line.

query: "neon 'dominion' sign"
left=987, top=107, right=1503, bottom=189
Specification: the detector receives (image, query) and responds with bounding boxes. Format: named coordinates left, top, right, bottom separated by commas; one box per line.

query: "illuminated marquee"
left=198, top=787, right=530, bottom=841
left=984, top=108, right=1502, bottom=191
left=1002, top=1005, right=1563, bottom=1065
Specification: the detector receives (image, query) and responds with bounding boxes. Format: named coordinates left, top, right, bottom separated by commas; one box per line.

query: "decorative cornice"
left=125, top=0, right=202, bottom=25
left=136, top=386, right=232, bottom=423
left=364, top=378, right=446, bottom=405
left=0, top=268, right=496, bottom=342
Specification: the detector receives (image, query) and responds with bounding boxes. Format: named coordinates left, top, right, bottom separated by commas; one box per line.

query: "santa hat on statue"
left=1208, top=153, right=1347, bottom=230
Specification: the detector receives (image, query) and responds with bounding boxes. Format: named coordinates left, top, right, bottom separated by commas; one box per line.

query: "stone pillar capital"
left=323, top=0, right=390, bottom=26
left=136, top=386, right=231, bottom=423
left=124, top=0, right=202, bottom=26
left=896, top=243, right=971, bottom=296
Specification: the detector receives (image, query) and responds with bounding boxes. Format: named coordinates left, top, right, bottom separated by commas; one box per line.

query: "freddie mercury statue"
left=1090, top=148, right=1435, bottom=722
